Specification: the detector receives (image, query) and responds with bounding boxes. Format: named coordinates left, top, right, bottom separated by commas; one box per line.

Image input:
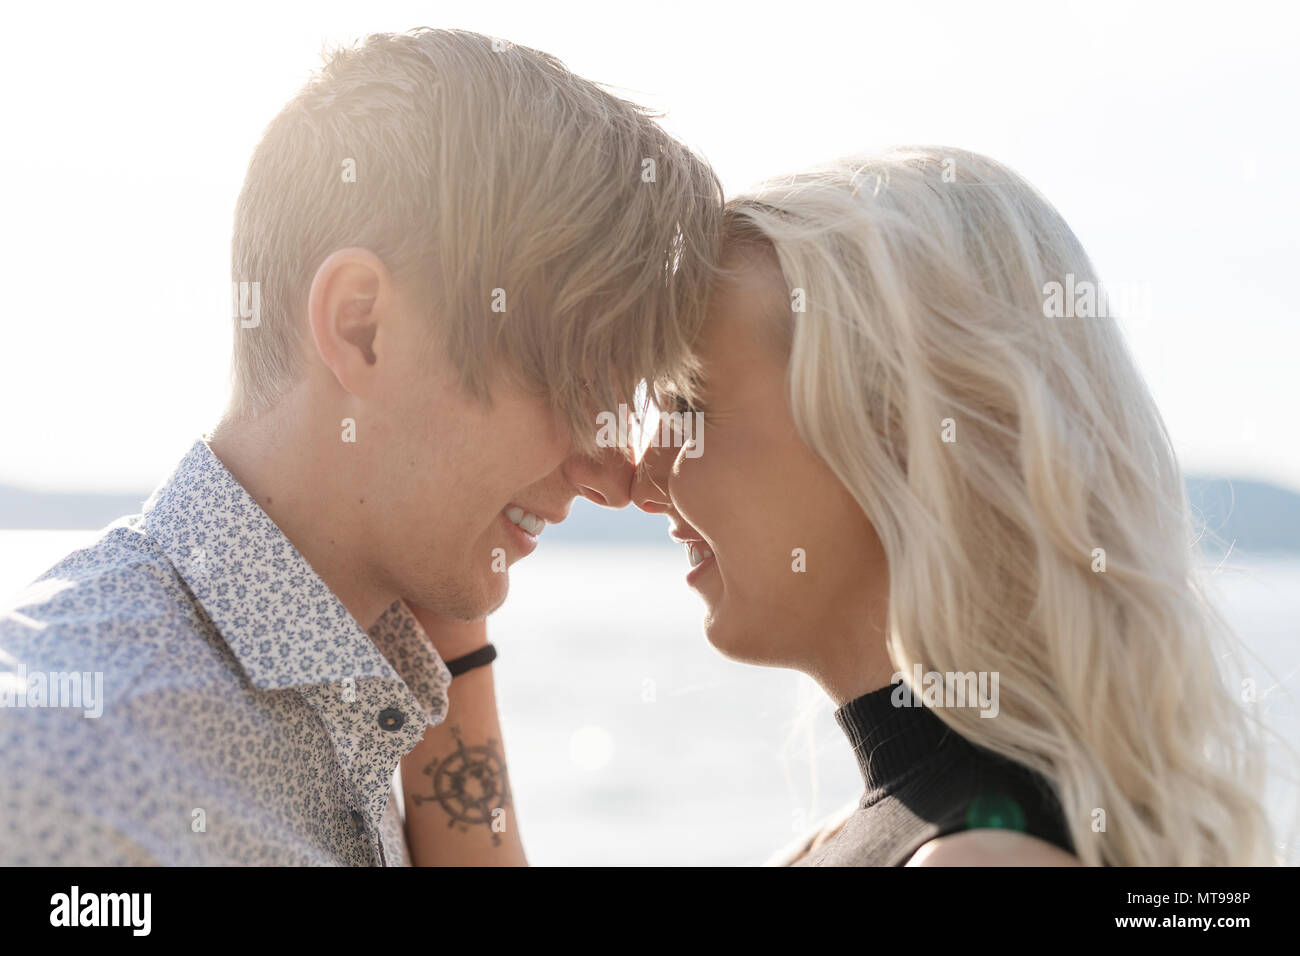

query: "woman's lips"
left=685, top=540, right=713, bottom=568
left=669, top=526, right=716, bottom=585
left=680, top=538, right=716, bottom=585
left=685, top=548, right=717, bottom=585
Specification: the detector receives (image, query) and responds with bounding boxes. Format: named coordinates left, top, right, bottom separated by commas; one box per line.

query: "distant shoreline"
left=0, top=475, right=1298, bottom=554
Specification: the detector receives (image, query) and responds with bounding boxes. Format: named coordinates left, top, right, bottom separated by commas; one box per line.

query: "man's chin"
left=467, top=567, right=510, bottom=618
left=411, top=569, right=508, bottom=622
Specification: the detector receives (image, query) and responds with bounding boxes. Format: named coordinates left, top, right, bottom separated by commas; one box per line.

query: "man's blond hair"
left=229, top=28, right=722, bottom=450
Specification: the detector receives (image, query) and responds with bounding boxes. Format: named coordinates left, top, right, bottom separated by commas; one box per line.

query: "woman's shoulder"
left=905, top=828, right=1082, bottom=866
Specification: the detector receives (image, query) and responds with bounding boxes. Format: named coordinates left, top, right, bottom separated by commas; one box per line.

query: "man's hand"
left=399, top=604, right=527, bottom=866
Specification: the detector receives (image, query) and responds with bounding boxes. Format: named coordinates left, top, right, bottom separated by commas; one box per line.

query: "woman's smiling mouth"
left=671, top=528, right=716, bottom=583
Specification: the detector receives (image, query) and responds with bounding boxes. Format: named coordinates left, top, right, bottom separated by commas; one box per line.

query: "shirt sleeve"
left=0, top=708, right=168, bottom=866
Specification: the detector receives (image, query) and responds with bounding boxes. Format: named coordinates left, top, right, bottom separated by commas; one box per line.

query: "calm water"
left=2, top=531, right=1297, bottom=865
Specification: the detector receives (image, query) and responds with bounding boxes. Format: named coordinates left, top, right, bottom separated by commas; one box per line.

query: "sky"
left=1, top=0, right=1297, bottom=492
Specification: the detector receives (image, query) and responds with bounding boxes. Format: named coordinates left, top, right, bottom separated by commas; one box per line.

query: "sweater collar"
left=833, top=680, right=958, bottom=795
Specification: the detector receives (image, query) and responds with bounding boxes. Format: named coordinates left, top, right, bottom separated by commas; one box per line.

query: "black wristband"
left=444, top=642, right=497, bottom=678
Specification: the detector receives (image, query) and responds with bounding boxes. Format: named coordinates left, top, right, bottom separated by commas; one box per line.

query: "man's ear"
left=306, top=247, right=394, bottom=399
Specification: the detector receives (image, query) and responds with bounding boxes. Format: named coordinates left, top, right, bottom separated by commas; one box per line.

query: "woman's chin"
left=694, top=569, right=786, bottom=664
left=701, top=609, right=766, bottom=665
left=704, top=607, right=805, bottom=669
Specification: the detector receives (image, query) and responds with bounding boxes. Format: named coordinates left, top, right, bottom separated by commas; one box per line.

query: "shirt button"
left=378, top=707, right=406, bottom=732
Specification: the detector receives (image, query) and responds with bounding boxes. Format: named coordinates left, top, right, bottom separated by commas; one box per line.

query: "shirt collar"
left=141, top=439, right=449, bottom=726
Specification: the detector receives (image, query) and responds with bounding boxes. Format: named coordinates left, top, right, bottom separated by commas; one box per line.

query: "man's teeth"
left=505, top=506, right=546, bottom=536
left=687, top=542, right=713, bottom=567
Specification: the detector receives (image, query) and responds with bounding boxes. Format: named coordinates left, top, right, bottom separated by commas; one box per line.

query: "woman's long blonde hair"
left=725, top=147, right=1279, bottom=865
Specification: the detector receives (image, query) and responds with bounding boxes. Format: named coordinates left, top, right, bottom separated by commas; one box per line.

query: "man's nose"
left=563, top=443, right=637, bottom=508
left=630, top=442, right=676, bottom=515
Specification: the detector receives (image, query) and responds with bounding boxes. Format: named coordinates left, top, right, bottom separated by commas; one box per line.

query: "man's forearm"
left=401, top=654, right=527, bottom=865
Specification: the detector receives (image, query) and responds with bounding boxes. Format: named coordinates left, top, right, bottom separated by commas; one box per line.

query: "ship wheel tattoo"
left=412, top=726, right=511, bottom=844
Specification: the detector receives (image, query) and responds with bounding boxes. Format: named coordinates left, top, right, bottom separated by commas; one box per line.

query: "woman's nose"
left=630, top=442, right=676, bottom=514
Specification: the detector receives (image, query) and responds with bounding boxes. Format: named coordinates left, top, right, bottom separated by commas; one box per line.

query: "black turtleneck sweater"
left=791, top=682, right=1075, bottom=866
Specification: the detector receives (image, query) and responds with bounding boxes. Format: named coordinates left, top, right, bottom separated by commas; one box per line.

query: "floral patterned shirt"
left=0, top=439, right=452, bottom=865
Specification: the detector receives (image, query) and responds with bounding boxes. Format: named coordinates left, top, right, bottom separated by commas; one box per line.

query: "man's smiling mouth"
left=503, top=505, right=547, bottom=537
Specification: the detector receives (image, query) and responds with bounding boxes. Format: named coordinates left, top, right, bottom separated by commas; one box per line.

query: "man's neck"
left=207, top=394, right=394, bottom=630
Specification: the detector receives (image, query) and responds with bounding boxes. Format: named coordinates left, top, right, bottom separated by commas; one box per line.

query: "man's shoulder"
left=3, top=519, right=184, bottom=622
left=0, top=520, right=202, bottom=684
left=0, top=523, right=221, bottom=865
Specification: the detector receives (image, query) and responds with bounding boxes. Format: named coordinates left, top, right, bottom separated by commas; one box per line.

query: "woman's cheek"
left=669, top=452, right=708, bottom=525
